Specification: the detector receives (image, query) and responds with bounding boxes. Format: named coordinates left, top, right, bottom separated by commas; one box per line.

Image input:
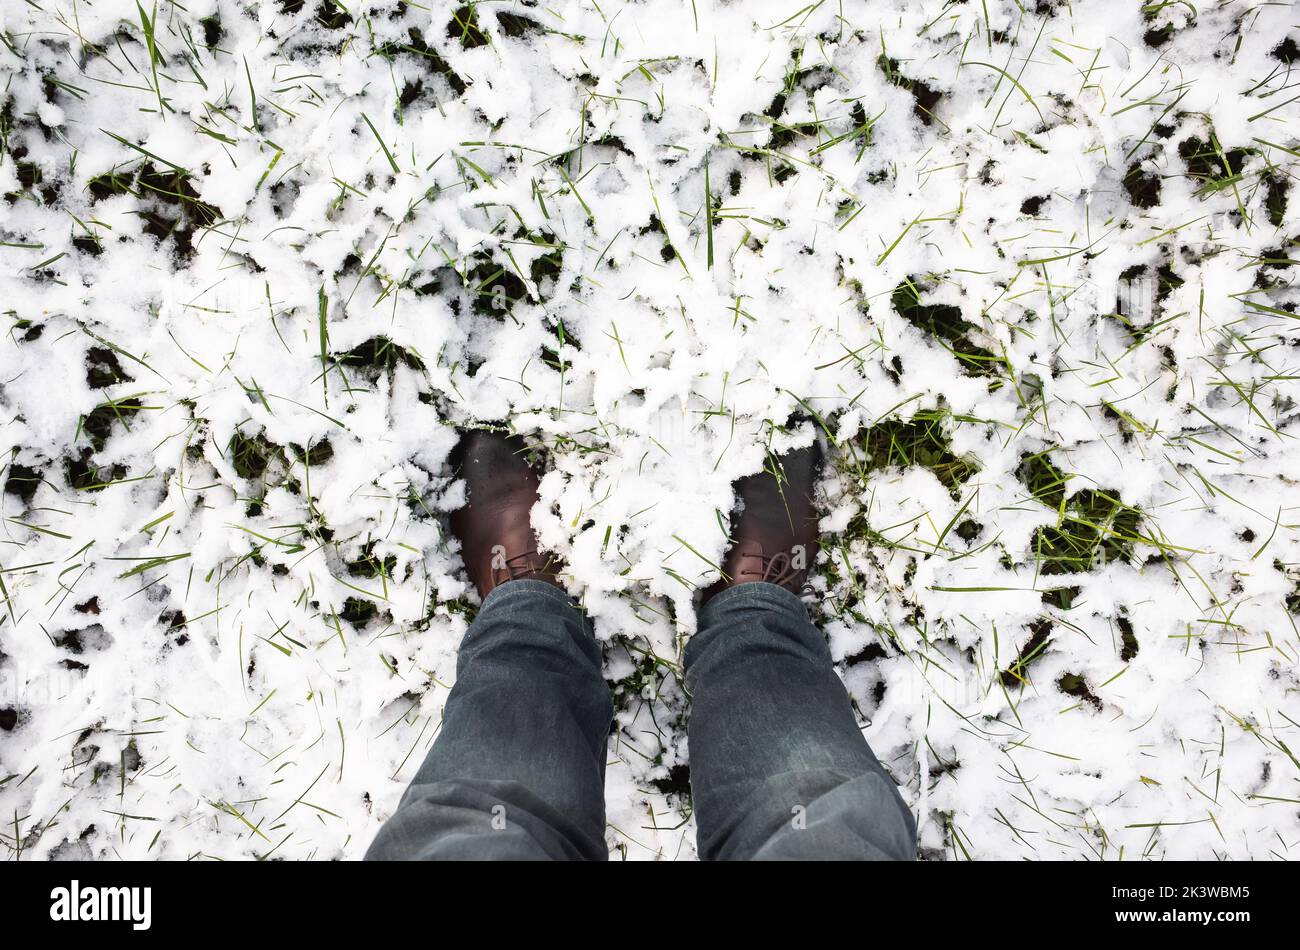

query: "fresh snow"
left=0, top=0, right=1297, bottom=860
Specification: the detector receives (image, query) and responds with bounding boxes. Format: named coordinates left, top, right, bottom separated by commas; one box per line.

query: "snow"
left=1, top=0, right=1297, bottom=860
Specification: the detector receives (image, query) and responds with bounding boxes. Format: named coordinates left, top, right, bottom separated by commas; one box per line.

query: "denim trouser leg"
left=684, top=582, right=917, bottom=860
left=365, top=580, right=611, bottom=860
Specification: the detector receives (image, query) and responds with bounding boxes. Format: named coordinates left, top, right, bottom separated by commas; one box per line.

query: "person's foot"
left=448, top=429, right=563, bottom=599
left=704, top=442, right=823, bottom=602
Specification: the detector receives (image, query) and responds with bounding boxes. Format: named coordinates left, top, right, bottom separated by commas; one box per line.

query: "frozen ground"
left=1, top=0, right=1298, bottom=861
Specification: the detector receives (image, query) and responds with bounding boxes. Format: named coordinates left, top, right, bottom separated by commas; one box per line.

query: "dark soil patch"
left=1058, top=672, right=1102, bottom=710
left=374, top=28, right=467, bottom=97
left=1178, top=136, right=1248, bottom=194
left=892, top=278, right=998, bottom=375
left=341, top=596, right=379, bottom=627
left=1271, top=37, right=1299, bottom=63
left=877, top=55, right=943, bottom=125
left=200, top=13, right=223, bottom=47
left=1143, top=23, right=1176, bottom=48
left=649, top=763, right=691, bottom=799
left=1123, top=162, right=1161, bottom=209
left=1020, top=195, right=1048, bottom=216
left=315, top=0, right=351, bottom=30
left=464, top=253, right=529, bottom=317
left=4, top=462, right=41, bottom=504
left=87, top=162, right=221, bottom=261
left=228, top=430, right=286, bottom=481
left=1265, top=174, right=1288, bottom=227
left=64, top=450, right=126, bottom=492
left=81, top=398, right=143, bottom=451
left=852, top=410, right=979, bottom=493
left=448, top=5, right=488, bottom=48
left=336, top=336, right=425, bottom=377
left=845, top=642, right=889, bottom=666
left=1041, top=586, right=1080, bottom=610
left=347, top=542, right=397, bottom=579
left=1118, top=614, right=1139, bottom=661
left=86, top=347, right=132, bottom=389
left=1002, top=618, right=1052, bottom=686
left=290, top=439, right=334, bottom=467
left=497, top=11, right=544, bottom=38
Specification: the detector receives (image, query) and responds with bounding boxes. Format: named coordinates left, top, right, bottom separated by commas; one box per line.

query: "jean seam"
left=685, top=582, right=826, bottom=689
left=699, top=580, right=810, bottom=626
left=469, top=580, right=598, bottom=657
left=480, top=578, right=580, bottom=614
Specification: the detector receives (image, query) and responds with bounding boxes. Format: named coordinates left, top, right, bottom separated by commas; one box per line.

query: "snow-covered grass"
left=1, top=0, right=1298, bottom=861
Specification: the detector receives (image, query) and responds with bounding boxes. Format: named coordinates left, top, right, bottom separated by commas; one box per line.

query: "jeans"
left=364, top=580, right=916, bottom=860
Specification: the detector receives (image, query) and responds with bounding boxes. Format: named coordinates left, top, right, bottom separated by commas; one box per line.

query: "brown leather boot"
left=704, top=443, right=823, bottom=602
left=448, top=429, right=564, bottom=599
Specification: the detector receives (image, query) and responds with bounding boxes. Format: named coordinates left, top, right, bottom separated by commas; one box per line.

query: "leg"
left=686, top=436, right=916, bottom=860
left=685, top=583, right=916, bottom=860
left=367, top=429, right=611, bottom=860
left=366, top=580, right=611, bottom=860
